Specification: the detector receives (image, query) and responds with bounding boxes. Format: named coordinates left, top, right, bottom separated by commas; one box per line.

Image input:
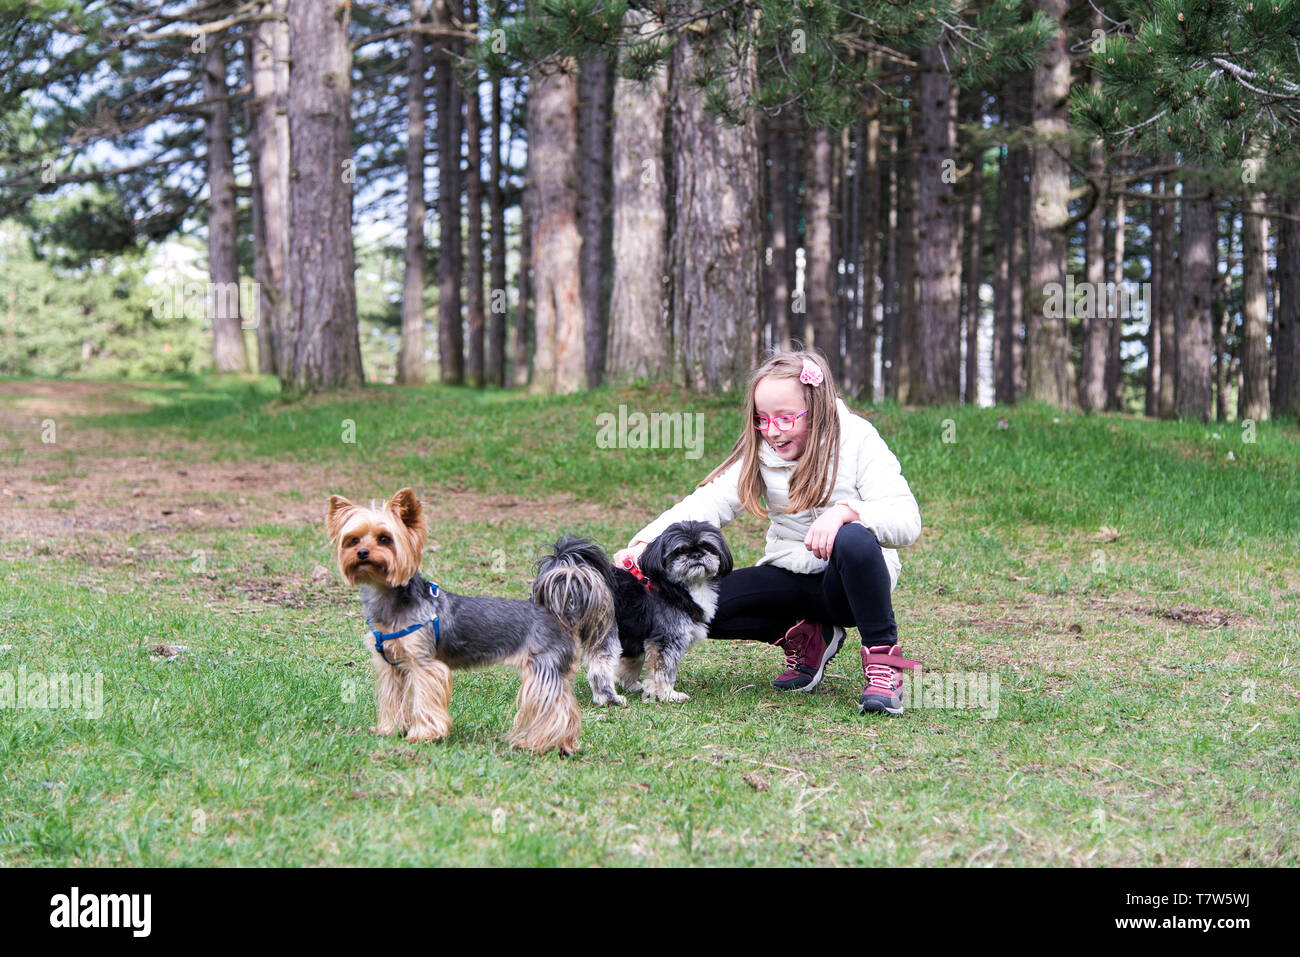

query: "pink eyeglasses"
left=753, top=410, right=809, bottom=431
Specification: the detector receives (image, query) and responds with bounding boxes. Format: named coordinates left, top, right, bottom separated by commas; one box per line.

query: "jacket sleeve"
left=630, top=459, right=744, bottom=545
left=835, top=420, right=921, bottom=550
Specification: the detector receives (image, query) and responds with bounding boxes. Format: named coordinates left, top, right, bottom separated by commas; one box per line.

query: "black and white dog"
left=536, top=521, right=733, bottom=704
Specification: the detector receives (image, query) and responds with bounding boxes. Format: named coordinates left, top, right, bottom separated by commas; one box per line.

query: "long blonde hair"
left=701, top=350, right=841, bottom=517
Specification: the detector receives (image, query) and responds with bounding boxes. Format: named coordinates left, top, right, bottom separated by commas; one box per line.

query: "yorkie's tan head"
left=327, top=487, right=426, bottom=588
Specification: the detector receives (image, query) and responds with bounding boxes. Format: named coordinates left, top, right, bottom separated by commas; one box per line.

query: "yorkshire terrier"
left=327, top=488, right=613, bottom=755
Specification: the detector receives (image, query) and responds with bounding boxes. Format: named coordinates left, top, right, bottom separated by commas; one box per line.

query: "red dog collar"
left=626, top=562, right=659, bottom=593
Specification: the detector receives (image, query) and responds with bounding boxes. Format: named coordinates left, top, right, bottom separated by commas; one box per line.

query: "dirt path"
left=0, top=380, right=642, bottom=550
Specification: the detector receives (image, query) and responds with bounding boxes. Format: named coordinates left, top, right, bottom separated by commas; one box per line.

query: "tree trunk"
left=1176, top=186, right=1215, bottom=422
left=881, top=119, right=899, bottom=399
left=578, top=52, right=611, bottom=387
left=1088, top=6, right=1114, bottom=412
left=606, top=10, right=669, bottom=382
left=759, top=119, right=776, bottom=352
left=1239, top=192, right=1271, bottom=421
left=782, top=122, right=801, bottom=352
left=283, top=0, right=362, bottom=392
left=916, top=48, right=961, bottom=405
left=963, top=126, right=982, bottom=406
left=859, top=104, right=880, bottom=402
left=513, top=136, right=533, bottom=389
left=244, top=34, right=275, bottom=375
left=992, top=139, right=1012, bottom=406
left=668, top=26, right=759, bottom=393
left=528, top=65, right=586, bottom=394
left=246, top=56, right=271, bottom=374
left=464, top=22, right=486, bottom=388
left=1276, top=198, right=1300, bottom=418
left=993, top=87, right=1028, bottom=406
left=806, top=127, right=836, bottom=366
left=841, top=127, right=857, bottom=394
left=1079, top=139, right=1106, bottom=412
left=1009, top=151, right=1029, bottom=404
left=250, top=0, right=288, bottom=378
left=1145, top=190, right=1162, bottom=417
left=397, top=0, right=428, bottom=385
left=1106, top=191, right=1126, bottom=410
left=487, top=68, right=507, bottom=387
left=895, top=94, right=920, bottom=403
left=1025, top=0, right=1073, bottom=410
left=763, top=118, right=796, bottom=352
left=1214, top=209, right=1231, bottom=423
left=202, top=34, right=247, bottom=373
left=1004, top=143, right=1029, bottom=402
left=1158, top=172, right=1178, bottom=418
left=434, top=0, right=463, bottom=384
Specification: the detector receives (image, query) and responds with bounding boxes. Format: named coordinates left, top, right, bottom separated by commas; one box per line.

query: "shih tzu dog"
left=327, top=488, right=613, bottom=755
left=539, top=521, right=733, bottom=704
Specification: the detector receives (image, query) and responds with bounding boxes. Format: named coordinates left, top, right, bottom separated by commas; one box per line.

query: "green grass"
left=1, top=374, right=1297, bottom=865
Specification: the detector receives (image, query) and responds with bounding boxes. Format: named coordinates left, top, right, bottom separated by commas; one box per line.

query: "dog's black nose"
left=356, top=548, right=369, bottom=560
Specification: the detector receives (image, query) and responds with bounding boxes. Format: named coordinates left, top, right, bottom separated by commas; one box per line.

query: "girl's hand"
left=613, top=540, right=649, bottom=570
left=804, top=505, right=858, bottom=560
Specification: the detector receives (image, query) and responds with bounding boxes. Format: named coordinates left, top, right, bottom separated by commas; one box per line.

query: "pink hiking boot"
left=773, top=620, right=846, bottom=692
left=858, top=644, right=921, bottom=716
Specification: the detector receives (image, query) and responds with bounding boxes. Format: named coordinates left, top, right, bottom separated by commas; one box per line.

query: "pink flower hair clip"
left=799, top=358, right=824, bottom=387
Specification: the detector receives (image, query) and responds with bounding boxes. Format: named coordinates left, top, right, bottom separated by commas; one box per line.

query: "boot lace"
left=778, top=636, right=804, bottom=673
left=866, top=660, right=897, bottom=694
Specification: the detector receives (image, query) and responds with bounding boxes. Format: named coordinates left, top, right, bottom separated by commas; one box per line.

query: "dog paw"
left=593, top=692, right=628, bottom=707
left=405, top=724, right=449, bottom=743
left=642, top=685, right=689, bottom=703
left=621, top=680, right=644, bottom=693
left=372, top=723, right=398, bottom=736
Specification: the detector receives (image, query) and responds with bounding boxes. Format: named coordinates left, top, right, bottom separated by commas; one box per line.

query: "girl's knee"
left=831, top=522, right=881, bottom=563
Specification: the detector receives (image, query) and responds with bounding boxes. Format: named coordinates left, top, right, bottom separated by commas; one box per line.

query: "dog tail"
left=532, top=536, right=616, bottom=657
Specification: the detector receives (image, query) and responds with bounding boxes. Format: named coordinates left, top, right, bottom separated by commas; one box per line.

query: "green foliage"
left=1074, top=0, right=1300, bottom=175
left=21, top=188, right=141, bottom=264
left=955, top=0, right=1054, bottom=88
left=483, top=0, right=1053, bottom=129
left=0, top=1, right=181, bottom=219
left=1, top=0, right=433, bottom=241
left=0, top=219, right=206, bottom=378
left=0, top=200, right=412, bottom=383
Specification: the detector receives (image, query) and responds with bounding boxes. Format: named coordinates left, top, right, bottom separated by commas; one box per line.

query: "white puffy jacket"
left=631, top=398, right=921, bottom=590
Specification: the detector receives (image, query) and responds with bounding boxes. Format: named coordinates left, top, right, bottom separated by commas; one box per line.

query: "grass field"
left=1, top=374, right=1297, bottom=866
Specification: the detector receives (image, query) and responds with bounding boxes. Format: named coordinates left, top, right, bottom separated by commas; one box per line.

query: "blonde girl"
left=614, top=350, right=922, bottom=714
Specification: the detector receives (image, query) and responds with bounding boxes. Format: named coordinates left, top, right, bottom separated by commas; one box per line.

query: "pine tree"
left=1075, top=0, right=1300, bottom=166
left=486, top=1, right=1053, bottom=393
left=605, top=8, right=670, bottom=383
left=282, top=0, right=363, bottom=392
left=398, top=0, right=431, bottom=386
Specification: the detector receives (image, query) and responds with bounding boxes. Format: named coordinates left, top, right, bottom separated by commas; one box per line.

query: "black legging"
left=707, top=523, right=898, bottom=647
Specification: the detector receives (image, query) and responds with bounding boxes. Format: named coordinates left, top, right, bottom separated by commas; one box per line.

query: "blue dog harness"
left=370, top=580, right=441, bottom=666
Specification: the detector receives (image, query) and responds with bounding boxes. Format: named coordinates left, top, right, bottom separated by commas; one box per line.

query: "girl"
left=613, top=350, right=922, bottom=715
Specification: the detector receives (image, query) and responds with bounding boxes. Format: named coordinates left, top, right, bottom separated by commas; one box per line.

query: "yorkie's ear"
left=326, top=495, right=355, bottom=543
left=385, top=488, right=427, bottom=584
left=387, top=488, right=425, bottom=534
